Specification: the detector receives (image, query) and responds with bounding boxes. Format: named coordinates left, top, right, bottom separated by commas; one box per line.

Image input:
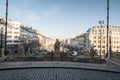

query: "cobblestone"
left=0, top=68, right=120, bottom=80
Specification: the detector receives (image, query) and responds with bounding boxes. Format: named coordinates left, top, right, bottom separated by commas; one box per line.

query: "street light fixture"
left=99, top=20, right=104, bottom=63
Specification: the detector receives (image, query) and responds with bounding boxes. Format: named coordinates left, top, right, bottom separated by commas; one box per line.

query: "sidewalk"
left=0, top=61, right=120, bottom=73
left=109, top=52, right=120, bottom=66
left=108, top=58, right=120, bottom=66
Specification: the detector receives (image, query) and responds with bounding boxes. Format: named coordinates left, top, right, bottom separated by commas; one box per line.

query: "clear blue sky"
left=0, top=0, right=120, bottom=39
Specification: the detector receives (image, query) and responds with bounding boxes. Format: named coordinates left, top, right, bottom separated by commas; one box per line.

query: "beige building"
left=37, top=33, right=55, bottom=51
left=70, top=33, right=86, bottom=48
left=86, top=25, right=120, bottom=56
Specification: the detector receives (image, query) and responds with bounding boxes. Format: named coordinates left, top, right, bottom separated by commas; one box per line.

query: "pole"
left=99, top=20, right=104, bottom=63
left=100, top=26, right=102, bottom=63
left=107, top=0, right=109, bottom=58
left=4, top=0, right=8, bottom=56
left=109, top=31, right=111, bottom=59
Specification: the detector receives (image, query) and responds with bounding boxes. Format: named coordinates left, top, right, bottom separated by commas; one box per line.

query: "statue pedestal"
left=18, top=46, right=25, bottom=57
left=43, top=53, right=53, bottom=61
left=53, top=53, right=61, bottom=61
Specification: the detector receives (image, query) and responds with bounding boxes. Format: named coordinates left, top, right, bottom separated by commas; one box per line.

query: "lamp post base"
left=0, top=48, right=5, bottom=62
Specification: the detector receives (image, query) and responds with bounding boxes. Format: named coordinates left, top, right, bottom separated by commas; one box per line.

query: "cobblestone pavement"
left=0, top=68, right=120, bottom=80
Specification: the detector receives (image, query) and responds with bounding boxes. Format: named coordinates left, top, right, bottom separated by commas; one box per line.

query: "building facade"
left=85, top=25, right=120, bottom=56
left=37, top=33, right=55, bottom=51
left=70, top=33, right=86, bottom=48
left=0, top=17, right=51, bottom=53
left=0, top=17, right=21, bottom=49
left=0, top=17, right=55, bottom=53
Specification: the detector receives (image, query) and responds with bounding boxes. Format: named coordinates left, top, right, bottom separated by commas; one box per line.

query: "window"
left=7, top=36, right=12, bottom=38
left=14, top=28, right=19, bottom=30
left=14, top=40, right=19, bottom=42
left=112, top=46, right=114, bottom=48
left=98, top=29, right=101, bottom=33
left=93, top=36, right=96, bottom=39
left=93, top=40, right=96, bottom=43
left=98, top=36, right=100, bottom=39
left=7, top=27, right=12, bottom=29
left=95, top=30, right=97, bottom=32
left=92, top=29, right=94, bottom=33
left=14, top=36, right=19, bottom=38
left=14, top=32, right=19, bottom=34
left=102, top=46, right=105, bottom=48
left=98, top=40, right=100, bottom=43
left=98, top=45, right=100, bottom=48
left=7, top=40, right=12, bottom=42
left=103, top=29, right=104, bottom=32
left=7, top=31, right=12, bottom=33
left=103, top=36, right=105, bottom=39
left=102, top=40, right=105, bottom=43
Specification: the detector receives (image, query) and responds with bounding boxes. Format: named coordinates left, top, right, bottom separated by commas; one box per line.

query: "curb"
left=0, top=66, right=120, bottom=73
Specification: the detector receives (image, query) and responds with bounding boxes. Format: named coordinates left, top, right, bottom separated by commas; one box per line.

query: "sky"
left=0, top=0, right=120, bottom=39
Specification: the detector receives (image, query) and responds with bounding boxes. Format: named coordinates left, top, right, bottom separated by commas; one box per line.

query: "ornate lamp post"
left=4, top=0, right=8, bottom=55
left=106, top=0, right=109, bottom=58
left=109, top=30, right=112, bottom=59
left=99, top=20, right=104, bottom=63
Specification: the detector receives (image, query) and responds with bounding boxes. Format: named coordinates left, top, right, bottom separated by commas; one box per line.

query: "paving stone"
left=0, top=68, right=120, bottom=80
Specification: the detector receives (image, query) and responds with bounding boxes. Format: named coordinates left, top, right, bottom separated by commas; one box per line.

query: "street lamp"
left=109, top=30, right=112, bottom=59
left=107, top=0, right=109, bottom=59
left=4, top=0, right=8, bottom=56
left=99, top=20, right=104, bottom=63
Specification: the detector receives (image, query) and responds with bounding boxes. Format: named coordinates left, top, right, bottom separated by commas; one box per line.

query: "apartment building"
left=70, top=33, right=86, bottom=48
left=85, top=25, right=120, bottom=56
left=37, top=33, right=55, bottom=51
left=0, top=17, right=40, bottom=53
left=0, top=17, right=21, bottom=49
left=0, top=17, right=62, bottom=52
left=20, top=24, right=40, bottom=50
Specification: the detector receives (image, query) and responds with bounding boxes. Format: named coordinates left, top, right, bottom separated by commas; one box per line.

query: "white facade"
left=7, top=21, right=21, bottom=46
left=0, top=17, right=55, bottom=52
left=0, top=17, right=39, bottom=49
left=71, top=34, right=85, bottom=48
left=85, top=25, right=120, bottom=56
left=0, top=17, right=21, bottom=48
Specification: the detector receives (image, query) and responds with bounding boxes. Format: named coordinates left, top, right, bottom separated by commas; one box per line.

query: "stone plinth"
left=61, top=57, right=71, bottom=61
left=0, top=48, right=4, bottom=57
left=0, top=48, right=5, bottom=62
left=43, top=53, right=53, bottom=61
left=53, top=53, right=61, bottom=61
left=60, top=52, right=71, bottom=61
left=18, top=46, right=25, bottom=57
